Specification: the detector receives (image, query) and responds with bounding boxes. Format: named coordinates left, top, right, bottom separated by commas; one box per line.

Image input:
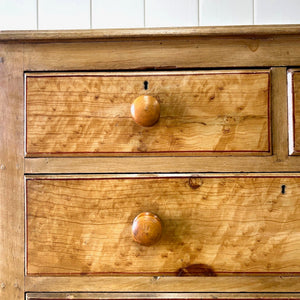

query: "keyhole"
left=281, top=185, right=286, bottom=194
left=144, top=80, right=149, bottom=90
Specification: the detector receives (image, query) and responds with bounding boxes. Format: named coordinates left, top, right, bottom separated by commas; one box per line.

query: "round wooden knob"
left=131, top=95, right=160, bottom=127
left=132, top=212, right=162, bottom=246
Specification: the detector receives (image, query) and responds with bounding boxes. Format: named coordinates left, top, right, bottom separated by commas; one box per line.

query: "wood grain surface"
left=26, top=175, right=300, bottom=276
left=2, top=25, right=300, bottom=42
left=25, top=291, right=300, bottom=299
left=0, top=27, right=300, bottom=298
left=22, top=36, right=300, bottom=73
left=25, top=71, right=270, bottom=156
left=290, top=71, right=300, bottom=154
left=0, top=45, right=24, bottom=299
left=24, top=275, right=300, bottom=293
left=271, top=68, right=288, bottom=161
left=25, top=156, right=300, bottom=174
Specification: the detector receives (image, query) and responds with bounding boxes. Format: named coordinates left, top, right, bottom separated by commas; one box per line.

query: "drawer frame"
left=25, top=292, right=300, bottom=300
left=288, top=69, right=300, bottom=155
left=23, top=67, right=292, bottom=173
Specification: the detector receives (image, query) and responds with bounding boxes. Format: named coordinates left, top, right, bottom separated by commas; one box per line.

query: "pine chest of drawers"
left=1, top=26, right=300, bottom=300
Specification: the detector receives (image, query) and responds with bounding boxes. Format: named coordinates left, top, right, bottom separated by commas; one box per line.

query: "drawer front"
left=289, top=69, right=300, bottom=155
left=25, top=70, right=270, bottom=156
left=26, top=175, right=300, bottom=276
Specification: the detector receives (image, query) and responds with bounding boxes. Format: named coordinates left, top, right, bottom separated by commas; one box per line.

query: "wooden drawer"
left=288, top=69, right=300, bottom=155
left=25, top=70, right=270, bottom=157
left=26, top=175, right=300, bottom=276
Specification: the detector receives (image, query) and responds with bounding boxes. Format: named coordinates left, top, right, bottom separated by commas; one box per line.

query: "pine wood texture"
left=22, top=36, right=300, bottom=72
left=271, top=68, right=288, bottom=161
left=0, top=25, right=299, bottom=42
left=289, top=70, right=300, bottom=155
left=25, top=291, right=300, bottom=300
left=0, top=45, right=24, bottom=299
left=24, top=276, right=300, bottom=293
left=25, top=156, right=300, bottom=174
left=24, top=68, right=291, bottom=175
left=2, top=26, right=300, bottom=298
left=25, top=71, right=270, bottom=156
left=26, top=175, right=300, bottom=276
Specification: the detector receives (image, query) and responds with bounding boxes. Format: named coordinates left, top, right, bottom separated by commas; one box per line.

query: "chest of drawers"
left=1, top=26, right=300, bottom=300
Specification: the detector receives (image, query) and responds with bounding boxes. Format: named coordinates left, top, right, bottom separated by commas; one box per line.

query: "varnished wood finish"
left=26, top=175, right=300, bottom=275
left=0, top=45, right=24, bottom=299
left=2, top=25, right=300, bottom=43
left=271, top=68, right=288, bottom=161
left=24, top=276, right=300, bottom=292
left=24, top=156, right=300, bottom=174
left=288, top=70, right=300, bottom=155
left=25, top=292, right=300, bottom=299
left=132, top=212, right=162, bottom=246
left=131, top=95, right=160, bottom=127
left=25, top=71, right=270, bottom=156
left=1, top=27, right=300, bottom=298
left=22, top=36, right=300, bottom=72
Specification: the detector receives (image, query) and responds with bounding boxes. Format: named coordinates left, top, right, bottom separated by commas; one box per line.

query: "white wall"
left=0, top=0, right=300, bottom=30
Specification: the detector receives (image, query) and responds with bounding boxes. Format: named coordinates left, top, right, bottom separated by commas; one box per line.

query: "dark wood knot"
left=177, top=264, right=216, bottom=277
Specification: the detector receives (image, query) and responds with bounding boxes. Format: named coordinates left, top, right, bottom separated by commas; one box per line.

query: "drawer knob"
left=131, top=95, right=160, bottom=127
left=132, top=212, right=162, bottom=246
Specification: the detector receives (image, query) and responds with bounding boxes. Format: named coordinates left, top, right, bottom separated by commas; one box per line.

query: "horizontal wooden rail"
left=2, top=25, right=300, bottom=42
